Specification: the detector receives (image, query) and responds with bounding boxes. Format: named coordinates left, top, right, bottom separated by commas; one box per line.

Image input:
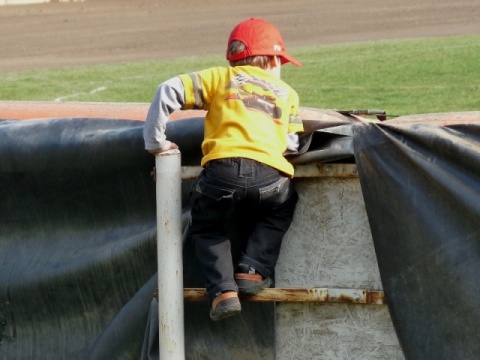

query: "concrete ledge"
left=181, top=163, right=359, bottom=180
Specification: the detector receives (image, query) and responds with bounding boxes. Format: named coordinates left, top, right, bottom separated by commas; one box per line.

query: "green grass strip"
left=1, top=36, right=479, bottom=116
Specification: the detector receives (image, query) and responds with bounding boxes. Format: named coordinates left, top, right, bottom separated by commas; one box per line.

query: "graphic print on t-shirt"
left=225, top=74, right=287, bottom=122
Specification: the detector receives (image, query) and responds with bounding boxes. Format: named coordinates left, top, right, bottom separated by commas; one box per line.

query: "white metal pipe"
left=155, top=150, right=185, bottom=360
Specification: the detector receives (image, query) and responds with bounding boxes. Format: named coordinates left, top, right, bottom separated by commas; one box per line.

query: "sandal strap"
left=234, top=273, right=262, bottom=282
left=212, top=292, right=238, bottom=310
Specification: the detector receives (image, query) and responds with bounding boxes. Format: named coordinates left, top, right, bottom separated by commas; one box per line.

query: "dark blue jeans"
left=188, top=158, right=298, bottom=300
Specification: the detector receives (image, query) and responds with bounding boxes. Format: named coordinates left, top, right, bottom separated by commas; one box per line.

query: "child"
left=143, top=17, right=303, bottom=321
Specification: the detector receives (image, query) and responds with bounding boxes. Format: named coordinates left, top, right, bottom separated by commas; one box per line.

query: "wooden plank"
left=182, top=288, right=386, bottom=305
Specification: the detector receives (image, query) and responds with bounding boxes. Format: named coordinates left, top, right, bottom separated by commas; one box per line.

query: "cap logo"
left=273, top=44, right=282, bottom=52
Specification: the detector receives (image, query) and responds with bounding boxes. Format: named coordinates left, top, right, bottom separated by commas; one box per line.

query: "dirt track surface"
left=1, top=0, right=479, bottom=72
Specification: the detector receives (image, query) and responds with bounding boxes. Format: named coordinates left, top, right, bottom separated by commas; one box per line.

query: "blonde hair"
left=227, top=40, right=274, bottom=69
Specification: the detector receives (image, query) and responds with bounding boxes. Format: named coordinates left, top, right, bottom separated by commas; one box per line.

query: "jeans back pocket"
left=258, top=177, right=291, bottom=207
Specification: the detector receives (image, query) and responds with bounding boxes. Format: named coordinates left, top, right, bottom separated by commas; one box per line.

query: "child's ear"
left=268, top=56, right=280, bottom=70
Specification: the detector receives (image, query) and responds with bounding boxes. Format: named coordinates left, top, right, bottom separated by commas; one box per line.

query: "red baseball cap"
left=226, top=18, right=301, bottom=67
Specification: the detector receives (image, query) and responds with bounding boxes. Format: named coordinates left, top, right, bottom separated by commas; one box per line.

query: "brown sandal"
left=210, top=292, right=241, bottom=321
left=235, top=272, right=271, bottom=295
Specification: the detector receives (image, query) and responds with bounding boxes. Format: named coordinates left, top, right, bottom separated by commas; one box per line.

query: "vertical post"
left=155, top=150, right=185, bottom=360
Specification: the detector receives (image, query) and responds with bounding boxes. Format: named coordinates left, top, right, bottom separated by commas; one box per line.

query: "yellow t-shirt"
left=178, top=66, right=303, bottom=176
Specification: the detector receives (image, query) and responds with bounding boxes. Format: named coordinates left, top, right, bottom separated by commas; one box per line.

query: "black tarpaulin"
left=0, top=118, right=158, bottom=359
left=1, top=110, right=480, bottom=359
left=0, top=117, right=274, bottom=360
left=352, top=115, right=480, bottom=360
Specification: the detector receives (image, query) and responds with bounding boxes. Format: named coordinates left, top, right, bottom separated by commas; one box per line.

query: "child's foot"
left=234, top=264, right=271, bottom=295
left=209, top=291, right=241, bottom=321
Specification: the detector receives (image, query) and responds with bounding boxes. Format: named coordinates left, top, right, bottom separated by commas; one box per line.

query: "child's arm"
left=143, top=77, right=186, bottom=154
